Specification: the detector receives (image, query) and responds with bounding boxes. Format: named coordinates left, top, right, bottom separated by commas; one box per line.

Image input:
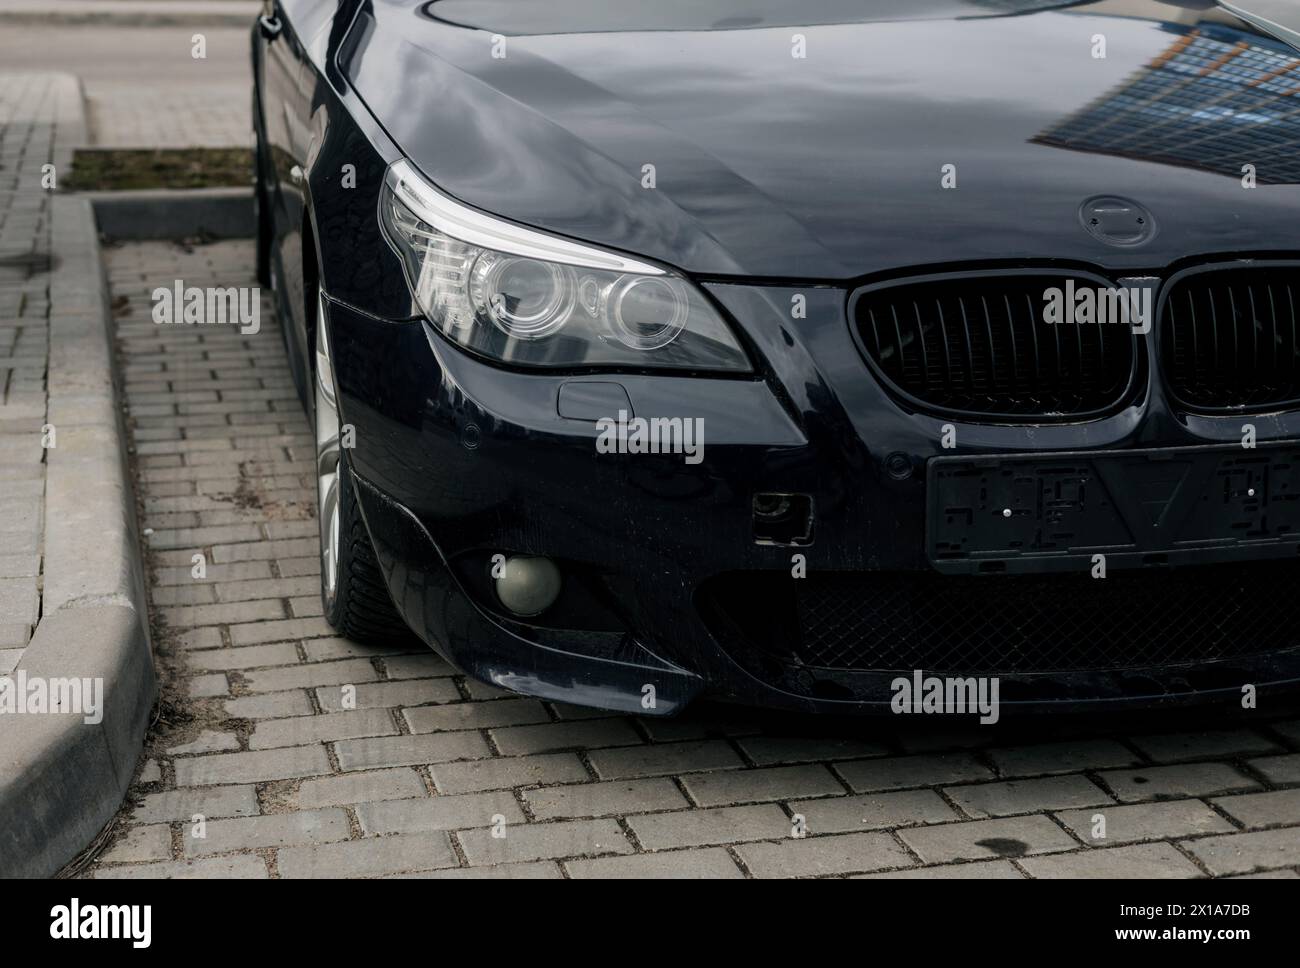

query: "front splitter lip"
left=450, top=613, right=1300, bottom=718
left=475, top=664, right=704, bottom=717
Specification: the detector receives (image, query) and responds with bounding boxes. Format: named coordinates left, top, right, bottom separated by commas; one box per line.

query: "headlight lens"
left=379, top=160, right=750, bottom=371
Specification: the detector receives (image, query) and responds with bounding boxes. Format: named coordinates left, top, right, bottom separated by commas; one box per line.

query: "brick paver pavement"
left=0, top=24, right=250, bottom=149
left=86, top=238, right=1300, bottom=878
left=0, top=72, right=83, bottom=672
left=90, top=81, right=249, bottom=150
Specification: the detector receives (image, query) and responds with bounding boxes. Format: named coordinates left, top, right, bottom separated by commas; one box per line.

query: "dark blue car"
left=253, top=0, right=1300, bottom=716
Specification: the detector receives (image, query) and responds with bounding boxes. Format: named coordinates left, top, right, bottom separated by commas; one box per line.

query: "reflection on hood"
left=419, top=0, right=1095, bottom=35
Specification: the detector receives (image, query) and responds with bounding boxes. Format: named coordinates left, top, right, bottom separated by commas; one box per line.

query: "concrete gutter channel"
left=0, top=173, right=253, bottom=874
left=88, top=187, right=254, bottom=241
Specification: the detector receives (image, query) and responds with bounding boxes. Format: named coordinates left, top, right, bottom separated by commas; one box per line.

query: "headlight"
left=379, top=160, right=750, bottom=372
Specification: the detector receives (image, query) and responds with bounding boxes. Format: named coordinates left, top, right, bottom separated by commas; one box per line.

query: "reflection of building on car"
left=1034, top=22, right=1300, bottom=183
left=252, top=0, right=1300, bottom=717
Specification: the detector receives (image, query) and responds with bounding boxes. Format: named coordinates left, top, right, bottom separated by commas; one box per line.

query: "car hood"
left=344, top=0, right=1300, bottom=279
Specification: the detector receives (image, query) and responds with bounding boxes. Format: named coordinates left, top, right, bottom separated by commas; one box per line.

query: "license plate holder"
left=927, top=442, right=1300, bottom=575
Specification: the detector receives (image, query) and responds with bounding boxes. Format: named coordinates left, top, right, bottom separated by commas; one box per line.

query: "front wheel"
left=314, top=296, right=411, bottom=643
left=252, top=139, right=273, bottom=288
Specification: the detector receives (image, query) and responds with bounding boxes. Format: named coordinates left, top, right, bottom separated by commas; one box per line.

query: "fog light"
left=494, top=555, right=562, bottom=616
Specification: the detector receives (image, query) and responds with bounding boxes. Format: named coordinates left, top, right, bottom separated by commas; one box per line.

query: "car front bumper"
left=324, top=288, right=1300, bottom=717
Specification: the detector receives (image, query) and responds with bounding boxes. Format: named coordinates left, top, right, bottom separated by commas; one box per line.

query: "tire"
left=322, top=449, right=413, bottom=643
left=313, top=293, right=411, bottom=643
left=253, top=142, right=273, bottom=288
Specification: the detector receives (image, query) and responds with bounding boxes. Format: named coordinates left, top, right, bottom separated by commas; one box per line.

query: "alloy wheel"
left=314, top=293, right=341, bottom=607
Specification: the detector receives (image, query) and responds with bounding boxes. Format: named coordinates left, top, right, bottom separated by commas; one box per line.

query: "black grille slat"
left=1289, top=283, right=1297, bottom=376
left=853, top=275, right=1136, bottom=417
left=1249, top=286, right=1260, bottom=379
left=1095, top=293, right=1106, bottom=378
left=1188, top=286, right=1206, bottom=396
left=979, top=295, right=998, bottom=389
left=933, top=298, right=953, bottom=388
left=910, top=301, right=930, bottom=389
left=1226, top=287, right=1239, bottom=381
left=1163, top=266, right=1300, bottom=410
left=1169, top=293, right=1181, bottom=386
left=1008, top=294, right=1031, bottom=390
left=1072, top=291, right=1085, bottom=384
left=867, top=308, right=884, bottom=363
left=890, top=304, right=908, bottom=382
left=1201, top=284, right=1211, bottom=382
left=1267, top=284, right=1279, bottom=376
left=956, top=296, right=977, bottom=395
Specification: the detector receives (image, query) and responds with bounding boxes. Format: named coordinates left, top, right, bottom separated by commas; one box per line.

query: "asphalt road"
left=1, top=24, right=250, bottom=146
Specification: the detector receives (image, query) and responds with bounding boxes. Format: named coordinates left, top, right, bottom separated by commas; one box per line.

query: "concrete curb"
left=55, top=75, right=86, bottom=174
left=0, top=197, right=156, bottom=878
left=88, top=187, right=255, bottom=241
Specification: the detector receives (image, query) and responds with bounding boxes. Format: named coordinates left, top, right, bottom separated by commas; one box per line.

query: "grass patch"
left=63, top=148, right=253, bottom=191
